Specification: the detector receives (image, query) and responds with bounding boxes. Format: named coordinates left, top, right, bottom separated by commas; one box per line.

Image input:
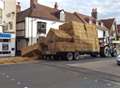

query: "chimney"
left=30, top=0, right=38, bottom=7
left=16, top=2, right=21, bottom=13
left=91, top=8, right=97, bottom=19
left=54, top=2, right=58, bottom=9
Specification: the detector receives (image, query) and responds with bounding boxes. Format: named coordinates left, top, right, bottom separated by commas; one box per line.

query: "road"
left=0, top=57, right=119, bottom=88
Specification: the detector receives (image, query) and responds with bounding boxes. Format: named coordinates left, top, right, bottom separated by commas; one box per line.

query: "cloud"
left=18, top=0, right=120, bottom=23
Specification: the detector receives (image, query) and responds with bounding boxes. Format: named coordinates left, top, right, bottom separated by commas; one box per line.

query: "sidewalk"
left=68, top=59, right=120, bottom=77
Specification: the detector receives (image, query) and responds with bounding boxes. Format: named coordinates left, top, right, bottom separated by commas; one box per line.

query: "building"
left=90, top=8, right=109, bottom=40
left=0, top=0, right=16, bottom=56
left=117, top=24, right=120, bottom=39
left=16, top=0, right=113, bottom=53
left=99, top=18, right=117, bottom=40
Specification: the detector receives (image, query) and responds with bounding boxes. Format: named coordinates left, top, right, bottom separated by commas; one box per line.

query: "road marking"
left=105, top=79, right=120, bottom=86
left=11, top=78, right=15, bottom=81
left=17, top=81, right=21, bottom=85
left=106, top=83, right=112, bottom=87
left=0, top=72, right=30, bottom=88
left=6, top=75, right=10, bottom=78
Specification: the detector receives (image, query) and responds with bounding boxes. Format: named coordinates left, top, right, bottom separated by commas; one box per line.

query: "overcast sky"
left=18, top=0, right=120, bottom=23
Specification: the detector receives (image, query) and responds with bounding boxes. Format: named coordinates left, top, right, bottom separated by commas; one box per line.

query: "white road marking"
left=6, top=75, right=10, bottom=78
left=0, top=72, right=30, bottom=88
left=106, top=83, right=112, bottom=87
left=17, top=81, right=21, bottom=85
left=104, top=79, right=120, bottom=86
left=11, top=78, right=15, bottom=81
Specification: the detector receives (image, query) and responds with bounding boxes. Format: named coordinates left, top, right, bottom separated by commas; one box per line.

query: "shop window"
left=3, top=39, right=9, bottom=42
left=2, top=44, right=9, bottom=51
left=37, top=22, right=46, bottom=34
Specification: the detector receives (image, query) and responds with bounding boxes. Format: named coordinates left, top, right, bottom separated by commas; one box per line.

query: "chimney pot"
left=16, top=2, right=21, bottom=13
left=30, top=0, right=38, bottom=7
left=54, top=2, right=58, bottom=9
left=91, top=8, right=97, bottom=19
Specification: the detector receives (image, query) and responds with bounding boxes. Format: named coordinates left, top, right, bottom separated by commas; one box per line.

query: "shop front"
left=0, top=33, right=15, bottom=57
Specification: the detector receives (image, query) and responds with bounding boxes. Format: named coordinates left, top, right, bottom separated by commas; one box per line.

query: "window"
left=37, top=22, right=46, bottom=34
left=0, top=8, right=2, bottom=24
left=103, top=31, right=106, bottom=37
left=60, top=11, right=65, bottom=21
left=2, top=44, right=9, bottom=51
left=9, top=22, right=13, bottom=30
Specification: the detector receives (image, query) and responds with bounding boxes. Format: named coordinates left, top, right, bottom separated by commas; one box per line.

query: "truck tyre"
left=74, top=52, right=80, bottom=60
left=66, top=52, right=74, bottom=61
left=100, top=46, right=110, bottom=57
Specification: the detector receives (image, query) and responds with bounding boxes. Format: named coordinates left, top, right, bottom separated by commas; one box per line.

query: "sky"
left=18, top=0, right=120, bottom=23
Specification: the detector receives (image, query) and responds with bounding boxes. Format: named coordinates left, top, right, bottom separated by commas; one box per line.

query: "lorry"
left=21, top=21, right=117, bottom=61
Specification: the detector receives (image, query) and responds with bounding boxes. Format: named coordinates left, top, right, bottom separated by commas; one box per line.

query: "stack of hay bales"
left=85, top=24, right=99, bottom=52
left=43, top=28, right=73, bottom=53
left=59, top=21, right=99, bottom=52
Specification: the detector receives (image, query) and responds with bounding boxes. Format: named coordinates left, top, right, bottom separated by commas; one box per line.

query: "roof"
left=74, top=12, right=96, bottom=24
left=99, top=18, right=115, bottom=29
left=17, top=4, right=92, bottom=23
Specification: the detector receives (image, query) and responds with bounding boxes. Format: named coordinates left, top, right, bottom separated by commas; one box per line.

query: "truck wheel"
left=74, top=52, right=80, bottom=60
left=100, top=46, right=110, bottom=57
left=66, top=52, right=73, bottom=61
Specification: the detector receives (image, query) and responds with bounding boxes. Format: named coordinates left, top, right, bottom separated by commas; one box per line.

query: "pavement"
left=67, top=59, right=120, bottom=77
left=0, top=57, right=119, bottom=88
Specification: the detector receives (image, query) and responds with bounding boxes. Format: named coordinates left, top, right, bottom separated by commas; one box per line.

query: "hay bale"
left=46, top=28, right=72, bottom=43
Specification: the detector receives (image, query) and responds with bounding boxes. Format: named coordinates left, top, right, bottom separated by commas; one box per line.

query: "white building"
left=0, top=0, right=16, bottom=57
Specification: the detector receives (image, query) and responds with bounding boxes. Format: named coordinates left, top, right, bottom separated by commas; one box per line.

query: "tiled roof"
left=16, top=4, right=92, bottom=23
left=100, top=18, right=115, bottom=29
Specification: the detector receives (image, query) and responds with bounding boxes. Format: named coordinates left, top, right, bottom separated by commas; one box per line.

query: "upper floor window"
left=9, top=22, right=13, bottom=30
left=37, top=22, right=46, bottom=34
left=60, top=11, right=65, bottom=21
left=0, top=8, right=2, bottom=24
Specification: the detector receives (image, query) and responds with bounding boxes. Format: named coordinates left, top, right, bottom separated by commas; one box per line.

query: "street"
left=0, top=57, right=119, bottom=88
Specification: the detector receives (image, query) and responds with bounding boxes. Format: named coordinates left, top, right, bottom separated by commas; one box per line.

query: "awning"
left=0, top=33, right=11, bottom=39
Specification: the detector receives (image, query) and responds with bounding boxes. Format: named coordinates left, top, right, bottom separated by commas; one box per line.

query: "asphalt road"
left=0, top=57, right=119, bottom=88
